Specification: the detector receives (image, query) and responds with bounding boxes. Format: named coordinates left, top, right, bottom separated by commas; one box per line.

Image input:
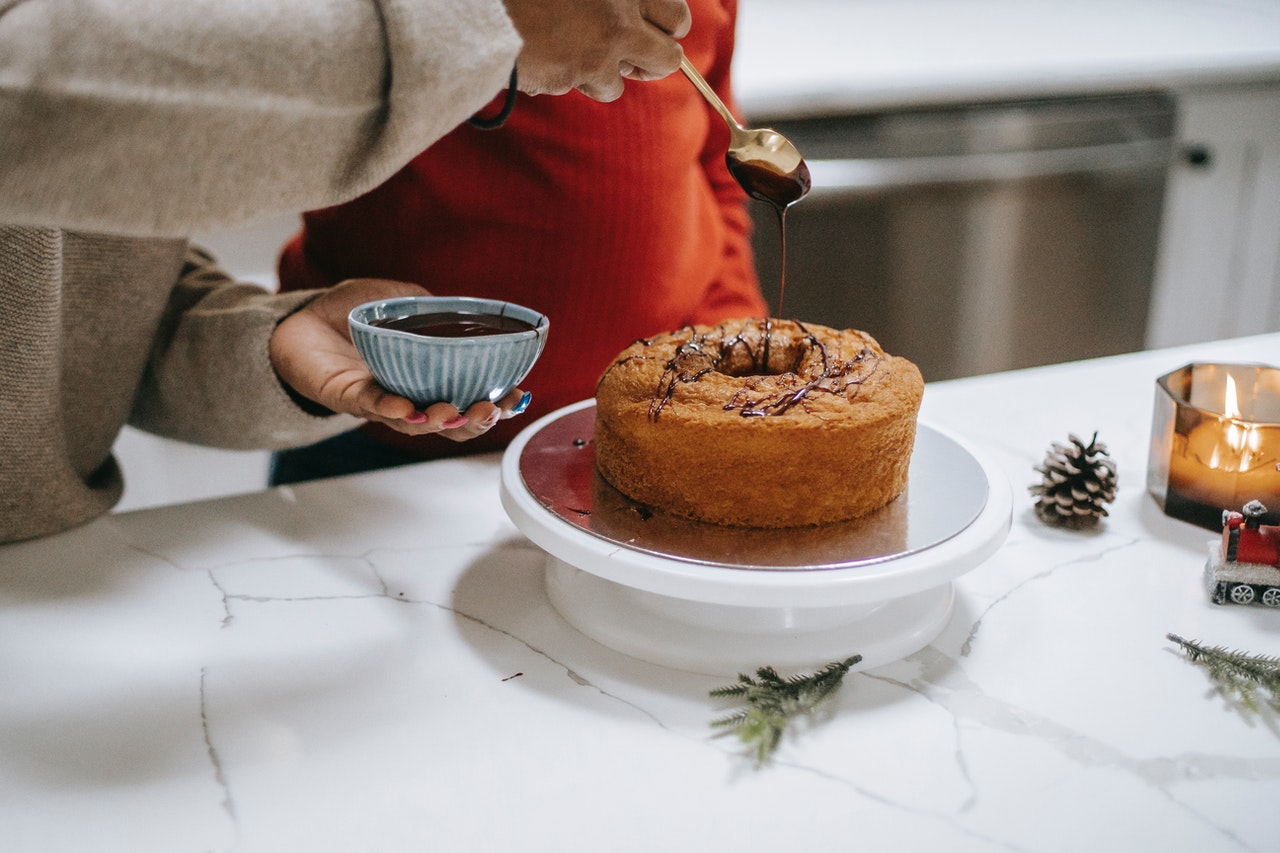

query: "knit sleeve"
left=0, top=0, right=520, bottom=236
left=128, top=244, right=362, bottom=450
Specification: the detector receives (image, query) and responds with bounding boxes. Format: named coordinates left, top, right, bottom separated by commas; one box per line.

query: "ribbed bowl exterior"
left=349, top=296, right=549, bottom=410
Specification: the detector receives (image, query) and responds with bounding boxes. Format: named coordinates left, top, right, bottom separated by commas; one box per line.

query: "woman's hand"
left=504, top=0, right=691, bottom=102
left=268, top=278, right=530, bottom=438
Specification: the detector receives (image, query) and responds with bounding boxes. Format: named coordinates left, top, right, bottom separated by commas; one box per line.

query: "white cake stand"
left=500, top=400, right=1011, bottom=676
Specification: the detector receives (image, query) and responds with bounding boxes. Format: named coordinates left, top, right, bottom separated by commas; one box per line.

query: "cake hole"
left=716, top=339, right=808, bottom=378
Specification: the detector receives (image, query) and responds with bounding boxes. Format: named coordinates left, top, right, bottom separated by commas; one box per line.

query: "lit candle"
left=1150, top=363, right=1280, bottom=530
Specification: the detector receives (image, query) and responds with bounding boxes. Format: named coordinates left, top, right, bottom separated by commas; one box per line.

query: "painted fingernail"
left=510, top=391, right=533, bottom=416
left=442, top=415, right=469, bottom=429
left=404, top=412, right=428, bottom=424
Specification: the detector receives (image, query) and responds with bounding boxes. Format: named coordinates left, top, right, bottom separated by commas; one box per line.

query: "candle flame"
left=1224, top=374, right=1242, bottom=419
left=1220, top=373, right=1263, bottom=467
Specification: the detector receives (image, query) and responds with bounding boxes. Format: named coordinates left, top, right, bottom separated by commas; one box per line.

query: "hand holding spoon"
left=680, top=56, right=811, bottom=209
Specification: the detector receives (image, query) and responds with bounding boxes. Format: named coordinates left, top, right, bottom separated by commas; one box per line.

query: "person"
left=270, top=0, right=766, bottom=484
left=0, top=0, right=693, bottom=544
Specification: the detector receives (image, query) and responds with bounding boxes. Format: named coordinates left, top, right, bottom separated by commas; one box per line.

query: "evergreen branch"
left=709, top=708, right=751, bottom=729
left=709, top=655, right=861, bottom=766
left=1167, top=633, right=1280, bottom=714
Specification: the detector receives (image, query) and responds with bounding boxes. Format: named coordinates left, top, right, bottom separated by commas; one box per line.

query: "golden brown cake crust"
left=593, top=318, right=924, bottom=528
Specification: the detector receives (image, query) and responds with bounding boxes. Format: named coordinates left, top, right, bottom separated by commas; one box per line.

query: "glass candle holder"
left=1147, top=362, right=1280, bottom=531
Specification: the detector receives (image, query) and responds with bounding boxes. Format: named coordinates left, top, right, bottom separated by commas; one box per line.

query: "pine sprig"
left=1167, top=633, right=1280, bottom=714
left=710, top=655, right=861, bottom=766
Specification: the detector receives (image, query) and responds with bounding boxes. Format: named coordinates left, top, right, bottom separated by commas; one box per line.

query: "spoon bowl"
left=680, top=57, right=811, bottom=208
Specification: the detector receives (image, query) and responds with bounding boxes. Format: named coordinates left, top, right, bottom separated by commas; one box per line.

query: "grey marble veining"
left=3, top=333, right=1278, bottom=852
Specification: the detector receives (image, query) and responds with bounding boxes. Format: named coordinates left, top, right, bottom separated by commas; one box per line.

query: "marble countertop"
left=734, top=0, right=1280, bottom=117
left=4, top=333, right=1280, bottom=852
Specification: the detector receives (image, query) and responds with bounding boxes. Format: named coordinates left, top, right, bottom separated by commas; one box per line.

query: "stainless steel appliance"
left=749, top=94, right=1175, bottom=381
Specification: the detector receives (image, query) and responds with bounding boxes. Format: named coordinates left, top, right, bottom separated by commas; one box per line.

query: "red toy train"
left=1205, top=500, right=1280, bottom=606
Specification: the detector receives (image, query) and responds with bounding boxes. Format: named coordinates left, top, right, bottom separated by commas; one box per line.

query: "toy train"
left=1205, top=500, right=1280, bottom=606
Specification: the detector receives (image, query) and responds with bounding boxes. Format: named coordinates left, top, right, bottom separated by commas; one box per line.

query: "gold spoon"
left=680, top=56, right=811, bottom=209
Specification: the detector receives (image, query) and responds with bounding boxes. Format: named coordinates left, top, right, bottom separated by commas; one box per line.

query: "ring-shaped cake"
left=593, top=318, right=925, bottom=528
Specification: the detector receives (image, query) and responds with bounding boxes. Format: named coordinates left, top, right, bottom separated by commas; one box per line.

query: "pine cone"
left=1030, top=432, right=1118, bottom=527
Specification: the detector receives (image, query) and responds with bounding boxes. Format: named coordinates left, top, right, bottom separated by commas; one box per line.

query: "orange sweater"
left=278, top=0, right=766, bottom=457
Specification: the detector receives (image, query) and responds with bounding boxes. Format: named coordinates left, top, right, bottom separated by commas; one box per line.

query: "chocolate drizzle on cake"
left=613, top=320, right=885, bottom=421
left=592, top=319, right=923, bottom=528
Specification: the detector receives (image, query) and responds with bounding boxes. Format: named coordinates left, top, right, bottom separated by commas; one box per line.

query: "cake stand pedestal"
left=500, top=400, right=1011, bottom=676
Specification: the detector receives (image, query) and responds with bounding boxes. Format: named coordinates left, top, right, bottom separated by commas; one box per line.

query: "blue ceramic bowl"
left=349, top=296, right=549, bottom=410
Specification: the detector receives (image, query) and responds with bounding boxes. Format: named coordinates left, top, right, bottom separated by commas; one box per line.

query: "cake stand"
left=499, top=400, right=1012, bottom=676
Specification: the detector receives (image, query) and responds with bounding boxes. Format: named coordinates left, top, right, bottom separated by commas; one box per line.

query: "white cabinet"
left=1148, top=83, right=1280, bottom=347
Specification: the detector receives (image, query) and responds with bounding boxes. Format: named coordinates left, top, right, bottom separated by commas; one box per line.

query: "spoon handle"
left=679, top=56, right=743, bottom=132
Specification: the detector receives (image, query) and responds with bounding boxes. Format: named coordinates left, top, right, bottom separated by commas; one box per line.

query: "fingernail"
left=442, top=415, right=469, bottom=429
left=510, top=391, right=533, bottom=416
left=404, top=412, right=428, bottom=424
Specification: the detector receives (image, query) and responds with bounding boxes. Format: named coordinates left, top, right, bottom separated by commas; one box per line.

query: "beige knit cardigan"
left=0, top=0, right=521, bottom=542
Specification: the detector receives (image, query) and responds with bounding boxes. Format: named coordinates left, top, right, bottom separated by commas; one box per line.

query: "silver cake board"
left=500, top=399, right=1012, bottom=676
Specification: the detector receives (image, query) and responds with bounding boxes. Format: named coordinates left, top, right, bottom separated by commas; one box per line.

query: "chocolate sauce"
left=767, top=204, right=788, bottom=367
left=726, top=155, right=810, bottom=365
left=727, top=155, right=811, bottom=209
left=595, top=148, right=824, bottom=421
left=637, top=321, right=883, bottom=421
left=372, top=311, right=535, bottom=337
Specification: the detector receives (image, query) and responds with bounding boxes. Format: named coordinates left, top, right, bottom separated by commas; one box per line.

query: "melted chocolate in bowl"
left=372, top=311, right=536, bottom=338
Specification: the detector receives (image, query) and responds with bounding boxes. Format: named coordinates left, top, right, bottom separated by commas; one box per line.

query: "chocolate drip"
left=634, top=320, right=883, bottom=421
